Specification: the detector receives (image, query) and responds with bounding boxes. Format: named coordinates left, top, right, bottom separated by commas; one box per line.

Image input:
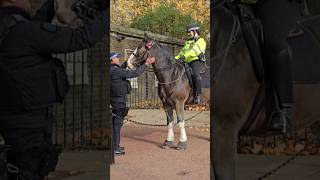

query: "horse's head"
left=127, top=32, right=157, bottom=69
left=55, top=0, right=106, bottom=26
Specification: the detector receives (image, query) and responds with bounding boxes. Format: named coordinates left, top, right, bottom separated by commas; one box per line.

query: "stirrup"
left=269, top=108, right=291, bottom=134
left=193, top=95, right=201, bottom=104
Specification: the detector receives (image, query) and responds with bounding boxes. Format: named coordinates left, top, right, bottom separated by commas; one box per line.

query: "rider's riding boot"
left=193, top=93, right=201, bottom=104
left=270, top=105, right=292, bottom=133
left=193, top=75, right=202, bottom=104
left=269, top=49, right=293, bottom=133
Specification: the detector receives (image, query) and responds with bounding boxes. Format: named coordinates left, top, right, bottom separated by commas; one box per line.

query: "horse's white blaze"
left=166, top=121, right=174, bottom=141
left=178, top=121, right=187, bottom=142
left=127, top=54, right=135, bottom=69
left=55, top=0, right=83, bottom=26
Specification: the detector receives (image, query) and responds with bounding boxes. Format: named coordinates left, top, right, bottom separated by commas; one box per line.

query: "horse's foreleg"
left=176, top=102, right=187, bottom=150
left=161, top=105, right=175, bottom=149
left=165, top=106, right=174, bottom=141
left=212, top=119, right=237, bottom=180
left=178, top=121, right=187, bottom=142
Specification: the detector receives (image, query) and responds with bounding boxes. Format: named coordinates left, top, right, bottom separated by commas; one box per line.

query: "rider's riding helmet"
left=187, top=22, right=200, bottom=34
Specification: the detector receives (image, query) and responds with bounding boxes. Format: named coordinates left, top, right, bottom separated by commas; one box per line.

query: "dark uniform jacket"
left=0, top=3, right=107, bottom=111
left=110, top=63, right=146, bottom=105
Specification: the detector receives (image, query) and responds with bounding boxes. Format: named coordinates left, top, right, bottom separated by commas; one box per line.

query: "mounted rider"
left=175, top=23, right=206, bottom=104
left=231, top=0, right=308, bottom=133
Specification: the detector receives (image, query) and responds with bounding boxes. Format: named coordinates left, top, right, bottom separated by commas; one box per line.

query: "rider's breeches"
left=254, top=0, right=303, bottom=107
left=268, top=50, right=293, bottom=107
left=189, top=60, right=202, bottom=95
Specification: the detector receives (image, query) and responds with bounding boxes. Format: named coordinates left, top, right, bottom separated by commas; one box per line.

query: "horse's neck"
left=152, top=55, right=175, bottom=82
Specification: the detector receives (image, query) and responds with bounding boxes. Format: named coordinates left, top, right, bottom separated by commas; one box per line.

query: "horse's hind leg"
left=175, top=101, right=187, bottom=150
left=161, top=104, right=175, bottom=149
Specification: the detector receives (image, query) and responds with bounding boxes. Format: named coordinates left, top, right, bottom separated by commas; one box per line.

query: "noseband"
left=131, top=45, right=150, bottom=67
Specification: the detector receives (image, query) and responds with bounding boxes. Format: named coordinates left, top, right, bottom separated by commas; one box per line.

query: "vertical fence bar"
left=153, top=73, right=156, bottom=108
left=305, top=128, right=308, bottom=147
left=99, top=47, right=104, bottom=145
left=145, top=72, right=148, bottom=100
left=139, top=75, right=142, bottom=108
left=54, top=105, right=58, bottom=145
left=251, top=138, right=254, bottom=149
left=136, top=77, right=138, bottom=108
left=80, top=50, right=85, bottom=146
left=72, top=53, right=76, bottom=147
left=294, top=132, right=297, bottom=146
left=90, top=48, right=94, bottom=146
left=63, top=53, right=67, bottom=147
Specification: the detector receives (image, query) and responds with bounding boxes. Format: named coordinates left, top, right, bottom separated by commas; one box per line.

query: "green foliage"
left=130, top=4, right=202, bottom=39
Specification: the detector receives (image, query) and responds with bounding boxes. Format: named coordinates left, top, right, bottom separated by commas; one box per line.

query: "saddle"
left=183, top=63, right=210, bottom=104
left=183, top=63, right=210, bottom=89
left=184, top=64, right=194, bottom=88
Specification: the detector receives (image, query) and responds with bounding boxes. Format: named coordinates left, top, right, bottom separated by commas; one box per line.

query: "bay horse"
left=212, top=3, right=320, bottom=180
left=127, top=33, right=197, bottom=150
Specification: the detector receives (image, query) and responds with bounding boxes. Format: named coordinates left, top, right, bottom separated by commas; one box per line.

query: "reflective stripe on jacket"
left=175, top=37, right=206, bottom=63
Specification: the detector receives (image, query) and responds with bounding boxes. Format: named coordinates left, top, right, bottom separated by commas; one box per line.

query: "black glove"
left=177, top=56, right=185, bottom=63
left=198, top=53, right=206, bottom=62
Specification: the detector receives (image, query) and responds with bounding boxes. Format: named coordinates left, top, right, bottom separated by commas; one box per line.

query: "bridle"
left=72, top=0, right=98, bottom=22
left=131, top=40, right=186, bottom=89
left=131, top=46, right=149, bottom=67
left=132, top=40, right=180, bottom=72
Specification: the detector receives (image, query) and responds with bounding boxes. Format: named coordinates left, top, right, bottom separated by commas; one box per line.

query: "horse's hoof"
left=176, top=141, right=187, bottom=150
left=161, top=140, right=175, bottom=149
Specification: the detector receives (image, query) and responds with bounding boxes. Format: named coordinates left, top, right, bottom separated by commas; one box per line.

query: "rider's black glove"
left=177, top=56, right=185, bottom=63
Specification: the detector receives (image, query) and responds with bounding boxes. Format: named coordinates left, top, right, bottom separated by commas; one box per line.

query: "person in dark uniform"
left=238, top=0, right=306, bottom=133
left=0, top=0, right=107, bottom=179
left=110, top=52, right=155, bottom=155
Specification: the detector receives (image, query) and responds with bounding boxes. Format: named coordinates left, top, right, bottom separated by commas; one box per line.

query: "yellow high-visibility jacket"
left=175, top=37, right=206, bottom=63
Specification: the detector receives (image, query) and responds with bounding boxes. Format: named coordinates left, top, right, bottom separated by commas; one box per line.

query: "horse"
left=211, top=3, right=320, bottom=180
left=126, top=33, right=199, bottom=150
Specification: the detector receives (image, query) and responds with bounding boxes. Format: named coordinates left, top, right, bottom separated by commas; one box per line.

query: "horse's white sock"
left=178, top=121, right=187, bottom=142
left=167, top=121, right=174, bottom=141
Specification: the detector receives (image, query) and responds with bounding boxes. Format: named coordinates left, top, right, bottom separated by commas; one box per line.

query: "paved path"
left=236, top=155, right=320, bottom=180
left=110, top=124, right=210, bottom=180
left=47, top=110, right=320, bottom=180
left=48, top=151, right=108, bottom=180
left=48, top=150, right=320, bottom=180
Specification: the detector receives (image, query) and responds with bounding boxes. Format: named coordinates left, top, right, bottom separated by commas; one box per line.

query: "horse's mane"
left=154, top=42, right=177, bottom=66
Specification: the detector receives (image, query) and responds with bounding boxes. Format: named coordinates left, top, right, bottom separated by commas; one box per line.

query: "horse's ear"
left=144, top=32, right=149, bottom=42
left=144, top=32, right=153, bottom=42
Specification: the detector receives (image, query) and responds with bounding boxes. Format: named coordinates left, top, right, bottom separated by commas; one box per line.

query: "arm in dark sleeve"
left=30, top=10, right=108, bottom=54
left=120, top=61, right=128, bottom=68
left=117, top=64, right=146, bottom=79
left=32, top=0, right=55, bottom=22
